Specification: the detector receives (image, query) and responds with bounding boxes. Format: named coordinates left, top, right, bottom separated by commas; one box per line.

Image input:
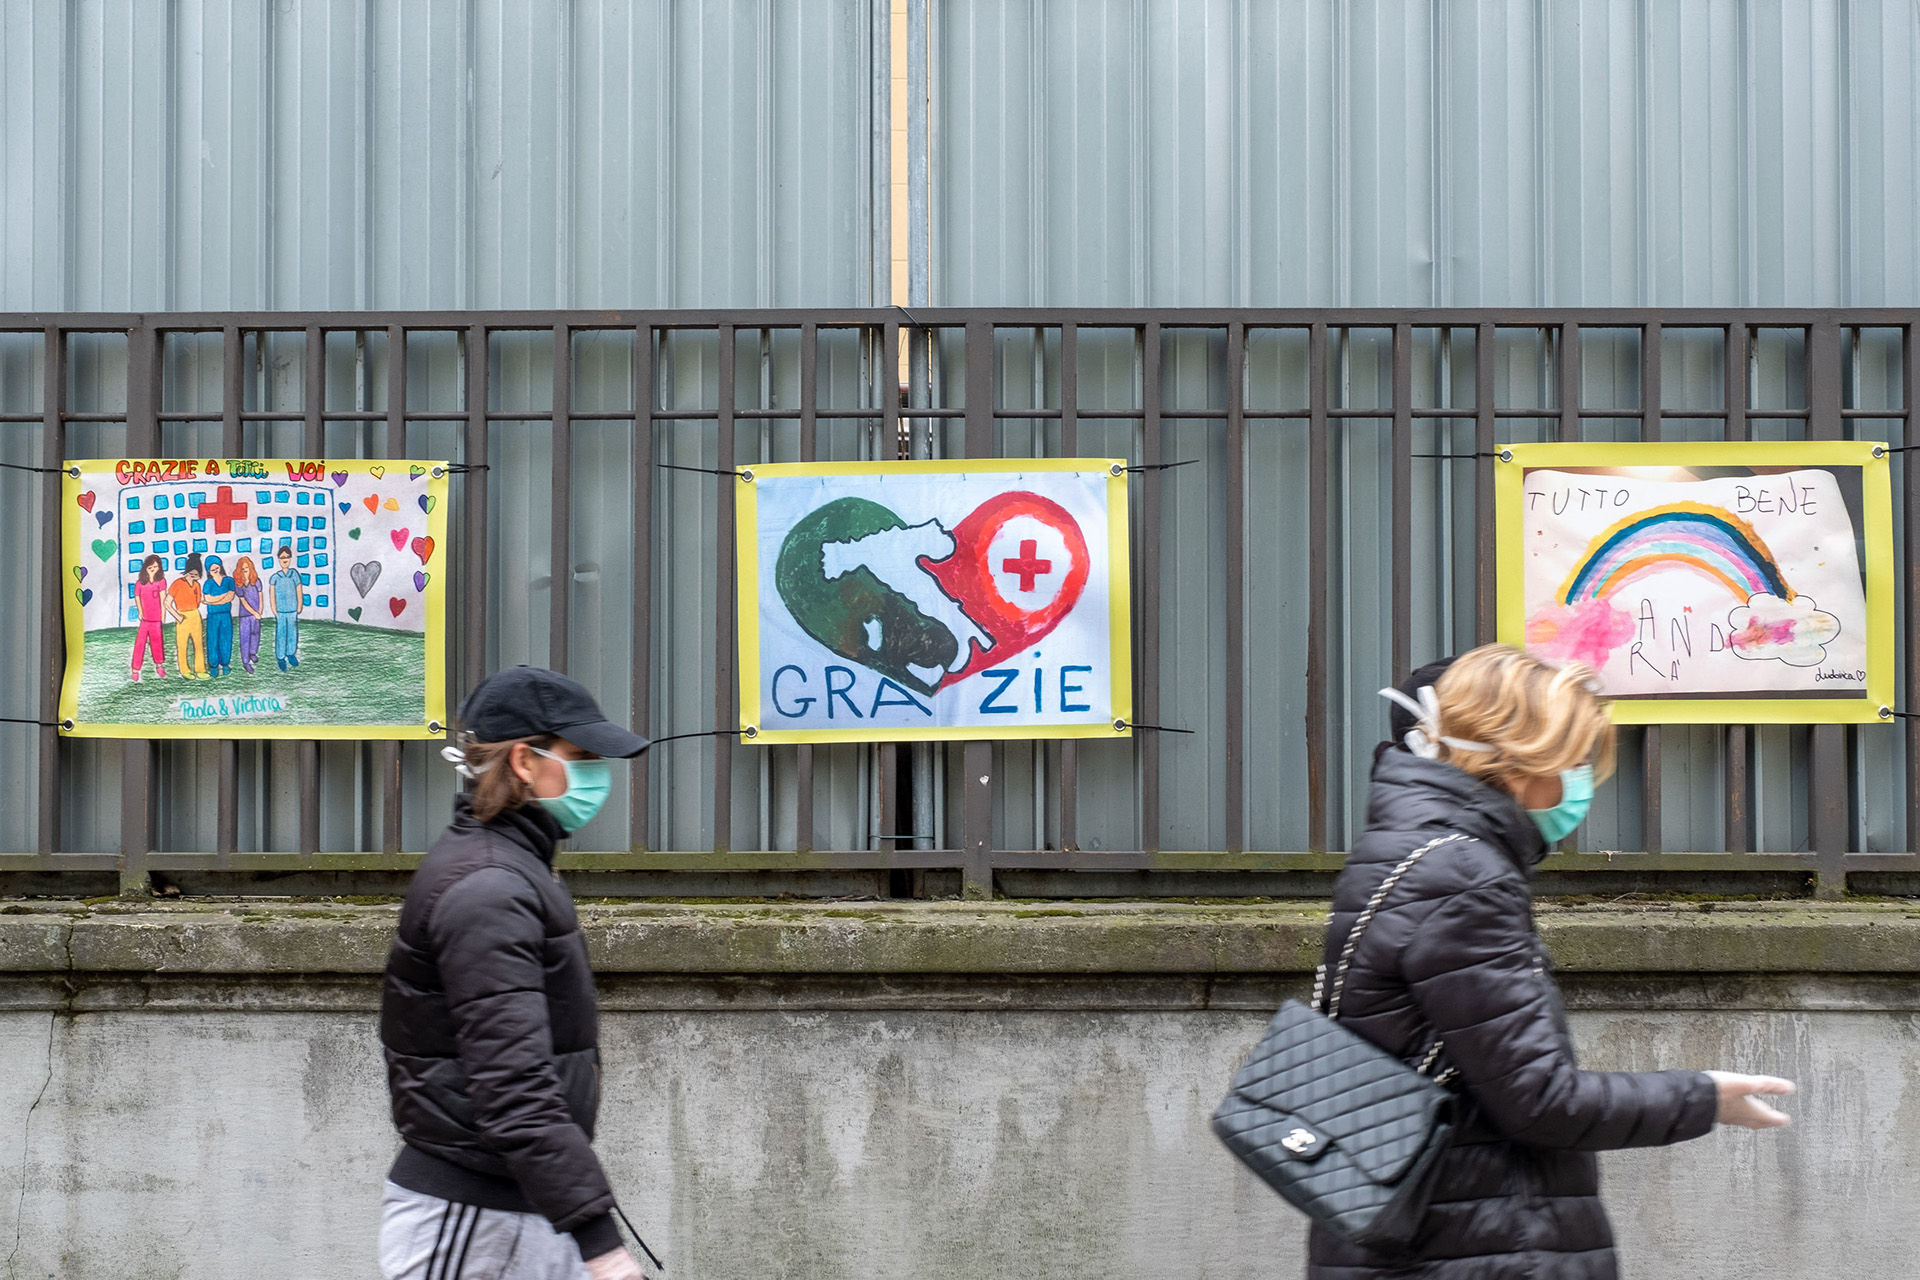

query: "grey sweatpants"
left=379, top=1181, right=591, bottom=1280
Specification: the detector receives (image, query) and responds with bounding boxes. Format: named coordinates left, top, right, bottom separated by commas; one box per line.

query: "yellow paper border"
left=1495, top=441, right=1893, bottom=724
left=737, top=459, right=1135, bottom=744
left=59, top=458, right=449, bottom=739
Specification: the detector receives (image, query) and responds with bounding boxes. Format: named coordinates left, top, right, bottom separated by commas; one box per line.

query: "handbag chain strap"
left=1322, top=832, right=1470, bottom=1077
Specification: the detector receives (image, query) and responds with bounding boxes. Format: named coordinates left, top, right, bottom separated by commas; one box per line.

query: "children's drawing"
left=59, top=458, right=449, bottom=738
left=740, top=461, right=1131, bottom=742
left=1501, top=442, right=1894, bottom=722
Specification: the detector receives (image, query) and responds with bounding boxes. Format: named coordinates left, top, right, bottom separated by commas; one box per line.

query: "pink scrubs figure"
left=132, top=578, right=167, bottom=678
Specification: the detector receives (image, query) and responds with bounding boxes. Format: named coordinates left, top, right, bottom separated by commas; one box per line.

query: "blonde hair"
left=1430, top=645, right=1615, bottom=785
left=462, top=734, right=556, bottom=823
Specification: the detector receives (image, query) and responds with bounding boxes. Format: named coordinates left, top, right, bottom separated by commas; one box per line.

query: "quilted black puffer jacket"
left=1306, top=751, right=1718, bottom=1280
left=380, top=795, right=619, bottom=1259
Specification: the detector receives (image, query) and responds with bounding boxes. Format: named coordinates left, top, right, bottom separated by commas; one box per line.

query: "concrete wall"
left=3, top=902, right=1918, bottom=1279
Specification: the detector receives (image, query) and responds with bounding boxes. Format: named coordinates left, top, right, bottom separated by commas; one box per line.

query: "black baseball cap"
left=459, top=666, right=650, bottom=757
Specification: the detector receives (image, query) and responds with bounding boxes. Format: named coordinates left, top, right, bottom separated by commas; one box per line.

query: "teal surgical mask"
left=1528, top=764, right=1594, bottom=844
left=531, top=747, right=612, bottom=833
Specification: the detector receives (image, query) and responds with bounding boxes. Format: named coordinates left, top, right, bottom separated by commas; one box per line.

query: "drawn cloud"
left=1727, top=592, right=1841, bottom=667
left=1526, top=597, right=1637, bottom=669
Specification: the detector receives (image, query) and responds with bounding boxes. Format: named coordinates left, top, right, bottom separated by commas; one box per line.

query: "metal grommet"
left=738, top=468, right=754, bottom=483
left=1497, top=448, right=1514, bottom=463
left=743, top=724, right=758, bottom=739
left=431, top=465, right=446, bottom=478
left=1880, top=706, right=1894, bottom=720
left=427, top=720, right=445, bottom=734
left=1873, top=445, right=1888, bottom=459
left=60, top=718, right=74, bottom=731
left=1113, top=718, right=1128, bottom=732
left=1109, top=462, right=1125, bottom=476
left=66, top=467, right=80, bottom=478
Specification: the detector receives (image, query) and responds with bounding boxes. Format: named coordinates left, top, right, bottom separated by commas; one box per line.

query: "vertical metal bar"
left=1724, top=322, right=1750, bottom=852
left=464, top=324, right=490, bottom=702
left=1474, top=324, right=1496, bottom=644
left=550, top=323, right=572, bottom=673
left=962, top=320, right=995, bottom=895
left=1906, top=324, right=1920, bottom=855
left=1390, top=324, right=1413, bottom=684
left=631, top=325, right=654, bottom=851
left=1808, top=320, right=1848, bottom=895
left=121, top=324, right=160, bottom=892
left=37, top=328, right=65, bottom=855
left=217, top=326, right=243, bottom=863
left=382, top=324, right=406, bottom=854
left=794, top=323, right=816, bottom=853
left=1058, top=323, right=1079, bottom=852
left=300, top=327, right=324, bottom=855
left=1640, top=321, right=1663, bottom=854
left=713, top=326, right=736, bottom=852
left=1140, top=321, right=1163, bottom=855
left=1224, top=323, right=1246, bottom=853
left=1306, top=323, right=1329, bottom=853
left=1554, top=322, right=1582, bottom=854
left=876, top=322, right=900, bottom=857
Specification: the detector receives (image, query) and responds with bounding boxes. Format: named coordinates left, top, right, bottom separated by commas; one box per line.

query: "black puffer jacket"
left=1307, top=751, right=1718, bottom=1280
left=381, top=796, right=619, bottom=1257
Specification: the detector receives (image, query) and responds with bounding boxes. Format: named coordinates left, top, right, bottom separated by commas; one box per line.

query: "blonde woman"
left=1309, top=645, right=1793, bottom=1280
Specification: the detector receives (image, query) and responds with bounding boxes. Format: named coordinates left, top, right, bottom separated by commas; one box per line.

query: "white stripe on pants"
left=380, top=1182, right=589, bottom=1280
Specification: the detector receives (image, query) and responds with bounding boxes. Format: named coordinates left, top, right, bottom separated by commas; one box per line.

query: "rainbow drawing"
left=1555, top=501, right=1794, bottom=605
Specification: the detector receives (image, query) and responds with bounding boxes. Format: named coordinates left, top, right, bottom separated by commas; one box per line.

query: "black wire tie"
left=647, top=727, right=745, bottom=747
left=1123, top=459, right=1199, bottom=473
left=655, top=462, right=749, bottom=479
left=612, top=1204, right=666, bottom=1274
left=0, top=462, right=72, bottom=475
left=1114, top=719, right=1195, bottom=734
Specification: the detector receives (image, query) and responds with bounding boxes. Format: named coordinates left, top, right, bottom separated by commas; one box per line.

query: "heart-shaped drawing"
left=348, top=606, right=363, bottom=622
left=390, top=528, right=408, bottom=551
left=411, top=535, right=435, bottom=565
left=76, top=587, right=93, bottom=606
left=383, top=497, right=399, bottom=511
left=413, top=570, right=429, bottom=591
left=332, top=471, right=349, bottom=487
left=363, top=495, right=379, bottom=514
left=410, top=464, right=426, bottom=478
left=349, top=560, right=383, bottom=598
left=418, top=494, right=436, bottom=514
left=76, top=492, right=96, bottom=513
left=774, top=493, right=1089, bottom=697
left=91, top=538, right=117, bottom=563
left=95, top=510, right=112, bottom=527
left=387, top=596, right=406, bottom=618
left=72, top=566, right=86, bottom=582
left=338, top=501, right=351, bottom=513
left=347, top=527, right=362, bottom=541
left=370, top=465, right=386, bottom=479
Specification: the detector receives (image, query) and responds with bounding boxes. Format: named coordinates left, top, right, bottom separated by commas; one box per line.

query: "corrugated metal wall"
left=927, top=0, right=1920, bottom=854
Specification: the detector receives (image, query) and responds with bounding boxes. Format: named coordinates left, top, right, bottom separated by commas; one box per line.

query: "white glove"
left=1705, top=1070, right=1795, bottom=1129
left=584, top=1246, right=645, bottom=1280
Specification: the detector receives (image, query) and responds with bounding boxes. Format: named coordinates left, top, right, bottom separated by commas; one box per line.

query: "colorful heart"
left=76, top=588, right=92, bottom=606
left=347, top=527, right=362, bottom=541
left=332, top=471, right=349, bottom=487
left=94, top=510, right=112, bottom=527
left=387, top=596, right=406, bottom=618
left=71, top=566, right=85, bottom=582
left=348, top=606, right=363, bottom=622
left=91, top=538, right=117, bottom=562
left=363, top=496, right=379, bottom=514
left=410, top=464, right=426, bottom=478
left=413, top=571, right=428, bottom=591
left=390, top=528, right=408, bottom=551
left=338, top=501, right=351, bottom=513
left=370, top=465, right=386, bottom=479
left=76, top=492, right=95, bottom=513
left=383, top=497, right=400, bottom=511
left=411, top=535, right=435, bottom=566
left=418, top=494, right=437, bottom=514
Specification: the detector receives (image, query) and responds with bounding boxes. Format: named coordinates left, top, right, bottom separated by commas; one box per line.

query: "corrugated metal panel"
left=931, top=0, right=1920, bottom=853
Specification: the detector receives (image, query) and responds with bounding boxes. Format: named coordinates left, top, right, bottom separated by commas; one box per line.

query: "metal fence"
left=3, top=308, right=1918, bottom=900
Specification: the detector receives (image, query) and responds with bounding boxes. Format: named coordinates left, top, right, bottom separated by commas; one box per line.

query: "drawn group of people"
left=130, top=543, right=305, bottom=681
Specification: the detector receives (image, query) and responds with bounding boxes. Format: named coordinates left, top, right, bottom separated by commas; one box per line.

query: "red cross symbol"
left=1001, top=539, right=1053, bottom=592
left=198, top=485, right=250, bottom=535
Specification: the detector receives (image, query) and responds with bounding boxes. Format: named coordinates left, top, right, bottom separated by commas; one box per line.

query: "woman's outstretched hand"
left=584, top=1246, right=644, bottom=1280
left=1705, top=1071, right=1795, bottom=1129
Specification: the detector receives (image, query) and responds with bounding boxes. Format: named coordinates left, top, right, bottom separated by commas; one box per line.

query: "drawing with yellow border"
left=737, top=460, right=1132, bottom=743
left=60, top=458, right=449, bottom=739
left=1495, top=441, right=1893, bottom=724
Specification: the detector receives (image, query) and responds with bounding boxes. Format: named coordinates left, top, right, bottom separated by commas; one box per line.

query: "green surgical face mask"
left=531, top=747, right=612, bottom=833
left=1528, top=764, right=1594, bottom=844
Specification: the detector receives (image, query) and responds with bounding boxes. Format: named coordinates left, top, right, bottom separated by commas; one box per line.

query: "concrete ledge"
left=2, top=899, right=1917, bottom=978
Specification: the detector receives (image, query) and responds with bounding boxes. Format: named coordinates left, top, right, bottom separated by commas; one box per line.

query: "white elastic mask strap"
left=1377, top=684, right=1492, bottom=758
left=440, top=744, right=493, bottom=780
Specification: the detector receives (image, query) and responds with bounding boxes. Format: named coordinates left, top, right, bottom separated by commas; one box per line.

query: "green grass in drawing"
left=77, top=620, right=426, bottom=727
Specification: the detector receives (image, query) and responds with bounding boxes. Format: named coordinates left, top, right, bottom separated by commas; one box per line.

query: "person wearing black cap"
left=378, top=667, right=657, bottom=1280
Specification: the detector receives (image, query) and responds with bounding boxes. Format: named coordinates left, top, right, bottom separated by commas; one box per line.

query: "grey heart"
left=349, top=560, right=383, bottom=598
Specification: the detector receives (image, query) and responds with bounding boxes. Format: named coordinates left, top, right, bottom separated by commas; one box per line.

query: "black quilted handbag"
left=1211, top=834, right=1467, bottom=1251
